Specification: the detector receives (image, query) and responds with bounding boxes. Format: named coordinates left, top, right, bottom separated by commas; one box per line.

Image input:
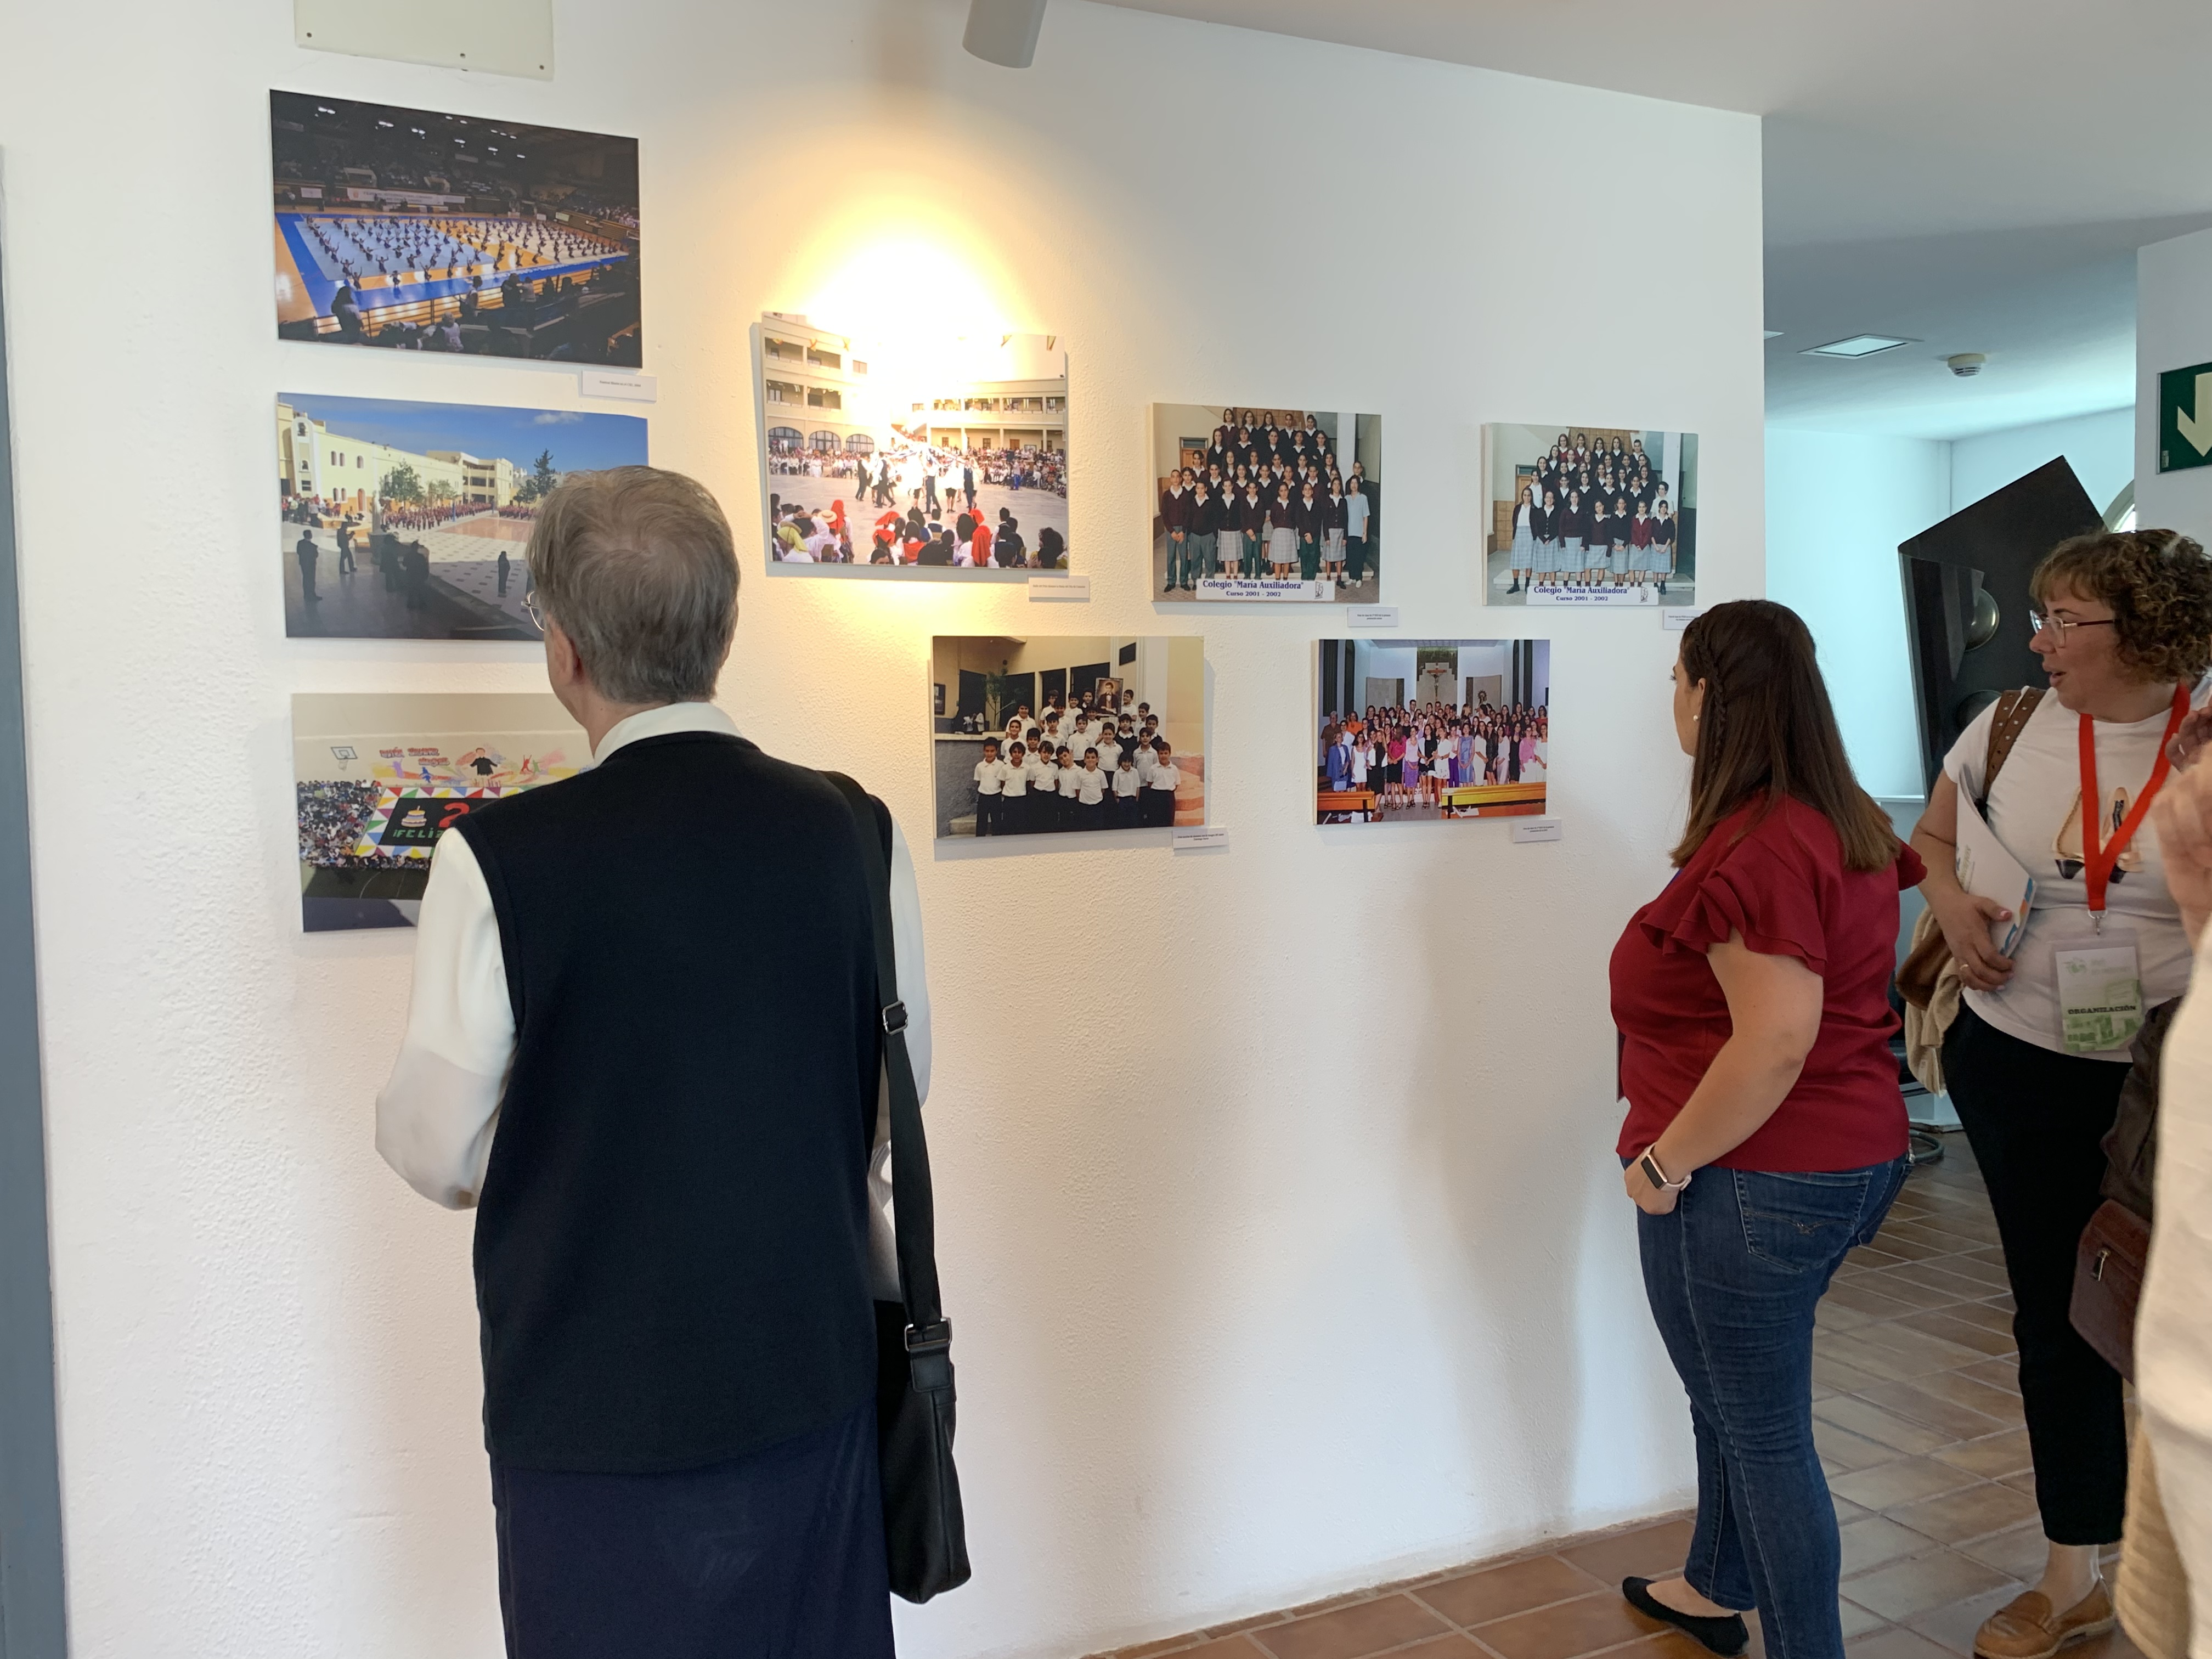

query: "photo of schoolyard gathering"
left=1313, top=639, right=1550, bottom=825
left=291, top=693, right=585, bottom=932
left=1149, top=404, right=1382, bottom=602
left=271, top=92, right=642, bottom=364
left=1483, top=423, right=1699, bottom=607
left=278, top=392, right=648, bottom=640
left=759, top=314, right=1068, bottom=578
left=931, top=637, right=1206, bottom=839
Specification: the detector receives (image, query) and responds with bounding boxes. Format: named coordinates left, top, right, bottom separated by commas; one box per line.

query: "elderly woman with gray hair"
left=376, top=466, right=934, bottom=1655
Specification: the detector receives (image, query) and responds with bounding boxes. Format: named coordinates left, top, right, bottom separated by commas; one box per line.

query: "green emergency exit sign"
left=2160, top=362, right=2212, bottom=473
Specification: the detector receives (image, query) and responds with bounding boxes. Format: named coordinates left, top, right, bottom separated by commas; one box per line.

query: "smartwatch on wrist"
left=1639, top=1149, right=1691, bottom=1193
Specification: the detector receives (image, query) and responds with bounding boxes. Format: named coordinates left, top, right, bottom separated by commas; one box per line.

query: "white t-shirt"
left=1096, top=740, right=1123, bottom=775
left=1113, top=766, right=1140, bottom=798
left=1148, top=763, right=1181, bottom=793
left=1945, top=688, right=2198, bottom=1057
left=1057, top=765, right=1082, bottom=799
left=973, top=758, right=1003, bottom=795
left=1076, top=768, right=1108, bottom=805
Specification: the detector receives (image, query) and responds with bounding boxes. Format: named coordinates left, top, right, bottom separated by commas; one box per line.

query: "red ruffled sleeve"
left=1638, top=809, right=1832, bottom=974
left=1896, top=842, right=1927, bottom=889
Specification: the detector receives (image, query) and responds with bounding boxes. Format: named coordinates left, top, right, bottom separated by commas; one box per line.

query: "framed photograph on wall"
left=1482, top=424, right=1697, bottom=608
left=930, top=637, right=1204, bottom=839
left=758, top=314, right=1068, bottom=580
left=270, top=92, right=641, bottom=364
left=1313, top=639, right=1550, bottom=824
left=1148, top=404, right=1381, bottom=603
left=277, top=391, right=647, bottom=640
left=292, top=692, right=587, bottom=932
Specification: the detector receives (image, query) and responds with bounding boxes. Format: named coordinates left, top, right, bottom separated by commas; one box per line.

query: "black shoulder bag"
left=822, top=772, right=972, bottom=1604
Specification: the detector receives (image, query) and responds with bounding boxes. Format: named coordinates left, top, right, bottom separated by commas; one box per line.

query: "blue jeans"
left=1636, top=1157, right=1909, bottom=1659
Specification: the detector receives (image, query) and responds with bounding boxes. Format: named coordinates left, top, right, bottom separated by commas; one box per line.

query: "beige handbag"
left=1900, top=909, right=1960, bottom=1095
left=1893, top=685, right=2045, bottom=1094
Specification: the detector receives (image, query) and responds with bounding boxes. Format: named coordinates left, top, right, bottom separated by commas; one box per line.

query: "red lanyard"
left=2078, top=683, right=2192, bottom=921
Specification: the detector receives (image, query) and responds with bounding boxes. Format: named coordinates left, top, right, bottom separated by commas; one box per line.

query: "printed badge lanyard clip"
left=2077, top=683, right=2192, bottom=934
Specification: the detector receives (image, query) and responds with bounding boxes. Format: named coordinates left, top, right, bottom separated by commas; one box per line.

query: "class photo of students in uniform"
left=1483, top=423, right=1699, bottom=607
left=1313, top=639, right=1551, bottom=823
left=931, top=636, right=1206, bottom=838
left=1149, top=404, right=1382, bottom=603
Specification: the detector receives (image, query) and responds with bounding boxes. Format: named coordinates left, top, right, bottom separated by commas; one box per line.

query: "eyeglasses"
left=521, top=584, right=544, bottom=630
left=2028, top=612, right=2117, bottom=642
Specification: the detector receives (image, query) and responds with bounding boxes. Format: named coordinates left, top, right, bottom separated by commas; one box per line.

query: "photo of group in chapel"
left=1313, top=639, right=1550, bottom=824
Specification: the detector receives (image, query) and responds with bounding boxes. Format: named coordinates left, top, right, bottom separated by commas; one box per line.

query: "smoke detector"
left=1948, top=354, right=1987, bottom=378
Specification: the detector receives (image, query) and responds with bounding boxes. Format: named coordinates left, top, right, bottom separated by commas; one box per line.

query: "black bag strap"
left=820, top=772, right=948, bottom=1350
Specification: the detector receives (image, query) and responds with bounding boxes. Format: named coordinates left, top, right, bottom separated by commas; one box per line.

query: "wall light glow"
left=800, top=234, right=1013, bottom=345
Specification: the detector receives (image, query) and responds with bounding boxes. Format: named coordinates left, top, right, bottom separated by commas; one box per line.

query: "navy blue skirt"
left=492, top=1396, right=894, bottom=1658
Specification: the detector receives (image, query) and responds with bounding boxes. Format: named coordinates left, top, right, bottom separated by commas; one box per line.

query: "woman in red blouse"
left=1610, top=602, right=1920, bottom=1659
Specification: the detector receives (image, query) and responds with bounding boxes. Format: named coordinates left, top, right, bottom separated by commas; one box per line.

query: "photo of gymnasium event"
left=932, top=636, right=1206, bottom=838
left=1150, top=405, right=1382, bottom=601
left=271, top=93, right=641, bottom=364
left=1483, top=423, right=1699, bottom=606
left=277, top=393, right=648, bottom=640
left=1314, top=639, right=1550, bottom=824
left=760, top=314, right=1069, bottom=578
left=292, top=694, right=583, bottom=933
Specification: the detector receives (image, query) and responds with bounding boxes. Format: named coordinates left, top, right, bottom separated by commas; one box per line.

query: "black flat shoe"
left=1623, top=1578, right=1748, bottom=1656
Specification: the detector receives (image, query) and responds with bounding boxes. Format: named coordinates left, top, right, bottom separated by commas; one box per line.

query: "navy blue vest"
left=456, top=730, right=880, bottom=1472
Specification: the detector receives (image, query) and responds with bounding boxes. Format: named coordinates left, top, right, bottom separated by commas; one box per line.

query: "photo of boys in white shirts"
left=932, top=636, right=1207, bottom=840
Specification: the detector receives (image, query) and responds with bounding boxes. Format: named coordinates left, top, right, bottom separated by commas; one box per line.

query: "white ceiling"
left=1087, top=0, right=2212, bottom=439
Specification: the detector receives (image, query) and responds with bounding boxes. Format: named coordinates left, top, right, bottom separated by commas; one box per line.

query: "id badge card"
left=2053, top=935, right=2145, bottom=1055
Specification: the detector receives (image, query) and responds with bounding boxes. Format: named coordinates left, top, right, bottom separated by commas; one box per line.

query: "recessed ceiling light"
left=1802, top=334, right=1916, bottom=359
left=1763, top=330, right=1784, bottom=340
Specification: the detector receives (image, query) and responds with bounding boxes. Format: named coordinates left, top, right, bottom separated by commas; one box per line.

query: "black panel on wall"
left=1897, top=457, right=2101, bottom=792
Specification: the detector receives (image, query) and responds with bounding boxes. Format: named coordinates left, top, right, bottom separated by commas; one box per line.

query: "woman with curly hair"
left=1910, top=528, right=2212, bottom=1659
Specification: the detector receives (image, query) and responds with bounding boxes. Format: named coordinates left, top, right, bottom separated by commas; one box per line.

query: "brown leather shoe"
left=1973, top=1585, right=2115, bottom=1659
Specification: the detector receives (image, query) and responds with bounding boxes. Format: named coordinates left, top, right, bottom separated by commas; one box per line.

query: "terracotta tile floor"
left=1097, top=1133, right=2141, bottom=1659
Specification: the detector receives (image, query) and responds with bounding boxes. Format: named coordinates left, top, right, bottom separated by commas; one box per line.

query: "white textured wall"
left=2138, top=228, right=2212, bottom=547
left=0, top=2, right=1764, bottom=1655
left=1765, top=430, right=1952, bottom=799
left=1950, top=405, right=2134, bottom=521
